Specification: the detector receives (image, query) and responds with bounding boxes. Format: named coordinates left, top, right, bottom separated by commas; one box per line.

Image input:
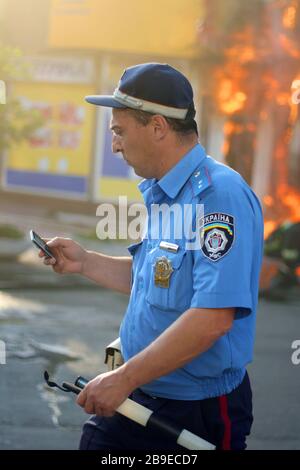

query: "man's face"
left=110, top=108, right=156, bottom=178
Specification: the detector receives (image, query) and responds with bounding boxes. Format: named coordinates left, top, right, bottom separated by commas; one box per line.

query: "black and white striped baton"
left=44, top=371, right=215, bottom=451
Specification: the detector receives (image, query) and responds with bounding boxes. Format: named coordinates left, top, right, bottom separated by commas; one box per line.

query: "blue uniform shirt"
left=120, top=143, right=264, bottom=400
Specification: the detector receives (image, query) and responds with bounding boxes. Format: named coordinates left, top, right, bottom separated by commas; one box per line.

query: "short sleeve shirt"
left=120, top=143, right=264, bottom=400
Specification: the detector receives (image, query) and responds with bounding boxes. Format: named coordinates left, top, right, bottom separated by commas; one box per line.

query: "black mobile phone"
left=30, top=230, right=55, bottom=259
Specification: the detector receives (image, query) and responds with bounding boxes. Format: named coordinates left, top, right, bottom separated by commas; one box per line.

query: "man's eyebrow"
left=110, top=125, right=122, bottom=131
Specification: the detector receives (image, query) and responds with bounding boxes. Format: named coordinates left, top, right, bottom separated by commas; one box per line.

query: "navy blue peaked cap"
left=85, top=63, right=196, bottom=120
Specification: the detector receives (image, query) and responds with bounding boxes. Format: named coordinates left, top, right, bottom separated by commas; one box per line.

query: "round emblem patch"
left=200, top=213, right=234, bottom=261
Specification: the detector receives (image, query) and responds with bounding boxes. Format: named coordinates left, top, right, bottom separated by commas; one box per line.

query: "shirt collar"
left=157, top=143, right=207, bottom=199
left=138, top=143, right=207, bottom=200
left=138, top=177, right=155, bottom=194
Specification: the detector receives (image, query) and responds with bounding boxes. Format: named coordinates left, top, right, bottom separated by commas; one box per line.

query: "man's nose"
left=112, top=135, right=122, bottom=154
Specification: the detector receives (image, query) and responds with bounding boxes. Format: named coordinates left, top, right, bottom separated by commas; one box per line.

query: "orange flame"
left=217, top=78, right=247, bottom=115
left=264, top=185, right=300, bottom=239
left=263, top=195, right=274, bottom=207
left=264, top=220, right=278, bottom=239
left=278, top=185, right=300, bottom=221
left=210, top=3, right=300, bottom=244
left=282, top=3, right=297, bottom=29
left=279, top=34, right=300, bottom=59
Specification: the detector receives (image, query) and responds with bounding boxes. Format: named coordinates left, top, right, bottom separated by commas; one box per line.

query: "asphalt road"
left=0, top=268, right=299, bottom=450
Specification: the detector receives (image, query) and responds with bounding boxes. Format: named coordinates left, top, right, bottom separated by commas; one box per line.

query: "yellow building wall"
left=98, top=178, right=141, bottom=201
left=5, top=81, right=95, bottom=196
left=8, top=82, right=94, bottom=174
left=49, top=0, right=202, bottom=58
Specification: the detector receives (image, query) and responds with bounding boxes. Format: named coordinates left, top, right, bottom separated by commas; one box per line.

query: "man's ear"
left=151, top=115, right=169, bottom=140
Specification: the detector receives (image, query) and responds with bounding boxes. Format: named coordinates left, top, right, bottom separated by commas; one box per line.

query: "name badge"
left=159, top=241, right=179, bottom=253
left=154, top=256, right=174, bottom=288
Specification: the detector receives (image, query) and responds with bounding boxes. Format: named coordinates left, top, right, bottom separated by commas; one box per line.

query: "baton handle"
left=62, top=382, right=82, bottom=394
left=67, top=378, right=214, bottom=450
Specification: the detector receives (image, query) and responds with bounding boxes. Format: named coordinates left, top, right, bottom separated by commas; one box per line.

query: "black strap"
left=44, top=370, right=73, bottom=393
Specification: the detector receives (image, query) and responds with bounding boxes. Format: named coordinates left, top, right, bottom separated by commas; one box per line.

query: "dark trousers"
left=79, top=371, right=253, bottom=451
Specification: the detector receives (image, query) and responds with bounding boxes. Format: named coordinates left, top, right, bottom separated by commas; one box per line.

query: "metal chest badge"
left=154, top=256, right=174, bottom=288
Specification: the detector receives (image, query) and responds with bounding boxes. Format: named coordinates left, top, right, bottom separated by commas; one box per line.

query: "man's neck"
left=155, top=138, right=199, bottom=180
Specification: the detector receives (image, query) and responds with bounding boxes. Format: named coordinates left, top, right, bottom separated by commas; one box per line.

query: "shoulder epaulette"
left=190, top=165, right=212, bottom=197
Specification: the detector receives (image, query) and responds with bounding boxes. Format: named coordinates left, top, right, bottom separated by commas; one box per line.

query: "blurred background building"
left=0, top=0, right=206, bottom=204
left=0, top=0, right=299, bottom=235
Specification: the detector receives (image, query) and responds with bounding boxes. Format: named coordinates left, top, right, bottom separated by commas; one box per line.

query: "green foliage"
left=0, top=224, right=24, bottom=239
left=0, top=42, right=44, bottom=153
left=0, top=43, right=29, bottom=81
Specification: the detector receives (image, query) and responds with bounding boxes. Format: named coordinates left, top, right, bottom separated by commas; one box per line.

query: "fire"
left=278, top=185, right=300, bottom=221
left=276, top=92, right=292, bottom=106
left=292, top=78, right=300, bottom=91
left=264, top=220, right=277, bottom=239
left=279, top=34, right=300, bottom=58
left=216, top=76, right=247, bottom=115
left=226, top=44, right=256, bottom=64
left=222, top=121, right=234, bottom=155
left=263, top=195, right=274, bottom=207
left=213, top=29, right=252, bottom=117
left=282, top=3, right=297, bottom=29
left=200, top=0, right=300, bottom=246
left=264, top=185, right=300, bottom=239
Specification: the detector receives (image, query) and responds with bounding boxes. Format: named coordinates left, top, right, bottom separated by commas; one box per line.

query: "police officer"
left=41, top=63, right=264, bottom=450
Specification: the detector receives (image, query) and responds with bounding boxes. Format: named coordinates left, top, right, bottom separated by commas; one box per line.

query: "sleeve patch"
left=200, top=213, right=235, bottom=261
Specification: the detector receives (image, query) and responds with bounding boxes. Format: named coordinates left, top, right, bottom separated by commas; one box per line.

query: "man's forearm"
left=119, top=307, right=235, bottom=389
left=82, top=251, right=132, bottom=294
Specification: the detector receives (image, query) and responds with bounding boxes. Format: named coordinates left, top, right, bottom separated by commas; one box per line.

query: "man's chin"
left=125, top=162, right=151, bottom=179
left=132, top=167, right=149, bottom=178
left=126, top=163, right=141, bottom=177
left=133, top=168, right=142, bottom=177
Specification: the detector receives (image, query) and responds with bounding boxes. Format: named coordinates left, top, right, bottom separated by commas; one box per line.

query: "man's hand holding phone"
left=30, top=230, right=56, bottom=259
left=30, top=230, right=88, bottom=275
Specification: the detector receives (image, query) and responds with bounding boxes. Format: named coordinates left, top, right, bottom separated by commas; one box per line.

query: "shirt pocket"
left=145, top=246, right=192, bottom=312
